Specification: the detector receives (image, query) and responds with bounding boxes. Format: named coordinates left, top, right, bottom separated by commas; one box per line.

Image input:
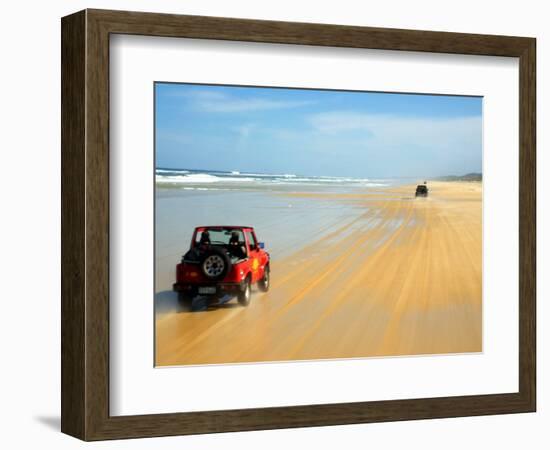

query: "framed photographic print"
left=61, top=9, right=536, bottom=441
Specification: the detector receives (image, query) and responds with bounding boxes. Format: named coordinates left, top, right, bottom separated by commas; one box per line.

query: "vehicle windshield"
left=194, top=229, right=245, bottom=246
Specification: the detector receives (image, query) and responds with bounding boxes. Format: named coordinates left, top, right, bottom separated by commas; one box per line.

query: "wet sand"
left=155, top=181, right=482, bottom=366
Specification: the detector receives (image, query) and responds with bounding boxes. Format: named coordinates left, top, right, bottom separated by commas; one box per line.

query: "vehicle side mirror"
left=258, top=242, right=265, bottom=249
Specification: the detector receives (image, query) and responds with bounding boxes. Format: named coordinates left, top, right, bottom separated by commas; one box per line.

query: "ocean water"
left=155, top=167, right=393, bottom=193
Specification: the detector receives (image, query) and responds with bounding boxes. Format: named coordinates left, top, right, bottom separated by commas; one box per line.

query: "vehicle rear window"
left=195, top=229, right=244, bottom=245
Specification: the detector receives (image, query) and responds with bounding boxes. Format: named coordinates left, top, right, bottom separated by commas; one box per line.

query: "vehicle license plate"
left=198, top=286, right=216, bottom=294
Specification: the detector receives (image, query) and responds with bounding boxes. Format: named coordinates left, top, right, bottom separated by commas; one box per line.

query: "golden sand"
left=155, top=181, right=482, bottom=366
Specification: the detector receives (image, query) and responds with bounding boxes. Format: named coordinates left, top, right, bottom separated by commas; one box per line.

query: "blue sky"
left=155, top=83, right=482, bottom=178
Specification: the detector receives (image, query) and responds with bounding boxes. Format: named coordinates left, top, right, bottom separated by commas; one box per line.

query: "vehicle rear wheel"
left=257, top=265, right=270, bottom=292
left=177, top=291, right=193, bottom=306
left=238, top=278, right=251, bottom=306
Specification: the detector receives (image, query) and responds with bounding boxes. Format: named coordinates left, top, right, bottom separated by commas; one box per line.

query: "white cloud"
left=234, top=124, right=254, bottom=138
left=308, top=111, right=482, bottom=152
left=309, top=111, right=479, bottom=136
left=309, top=111, right=380, bottom=134
left=178, top=90, right=313, bottom=113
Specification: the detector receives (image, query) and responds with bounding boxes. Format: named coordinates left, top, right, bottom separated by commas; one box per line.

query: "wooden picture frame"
left=61, top=9, right=536, bottom=441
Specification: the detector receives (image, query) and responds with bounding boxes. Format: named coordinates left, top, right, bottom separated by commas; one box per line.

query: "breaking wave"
left=155, top=168, right=390, bottom=188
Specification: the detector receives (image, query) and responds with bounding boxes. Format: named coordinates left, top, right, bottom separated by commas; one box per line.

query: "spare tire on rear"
left=200, top=247, right=231, bottom=280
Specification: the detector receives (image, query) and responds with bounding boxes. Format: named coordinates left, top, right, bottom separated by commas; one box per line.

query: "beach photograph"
left=154, top=83, right=482, bottom=367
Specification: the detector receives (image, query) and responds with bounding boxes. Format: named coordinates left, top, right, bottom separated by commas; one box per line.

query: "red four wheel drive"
left=173, top=226, right=270, bottom=306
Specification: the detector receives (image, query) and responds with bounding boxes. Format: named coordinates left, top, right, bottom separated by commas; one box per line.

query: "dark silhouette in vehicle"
left=415, top=184, right=428, bottom=197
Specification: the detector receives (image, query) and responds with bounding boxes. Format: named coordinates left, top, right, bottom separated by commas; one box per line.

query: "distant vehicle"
left=415, top=184, right=428, bottom=197
left=173, top=226, right=270, bottom=306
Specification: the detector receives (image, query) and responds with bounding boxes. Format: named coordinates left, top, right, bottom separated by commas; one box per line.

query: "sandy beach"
left=155, top=181, right=482, bottom=366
